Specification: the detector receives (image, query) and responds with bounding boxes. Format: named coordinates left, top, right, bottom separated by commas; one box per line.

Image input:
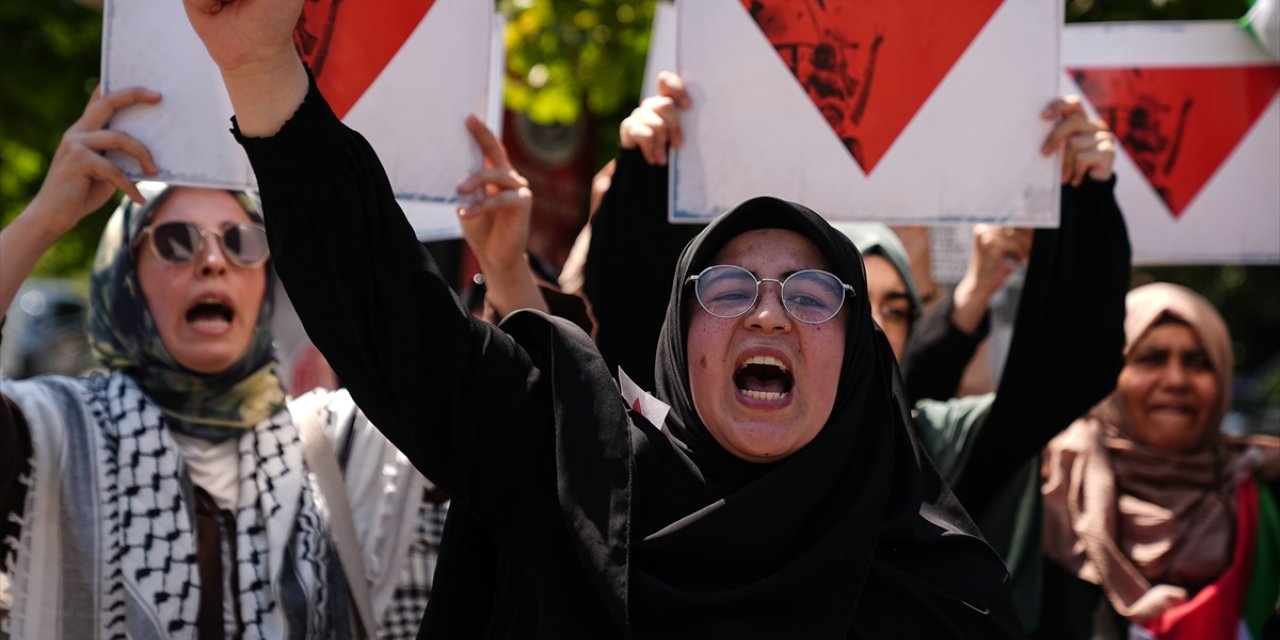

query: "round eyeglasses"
left=687, top=264, right=854, bottom=324
left=134, top=221, right=270, bottom=268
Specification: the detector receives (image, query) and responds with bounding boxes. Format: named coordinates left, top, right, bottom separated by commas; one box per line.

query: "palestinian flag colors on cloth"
left=1137, top=477, right=1280, bottom=640
left=1063, top=21, right=1280, bottom=265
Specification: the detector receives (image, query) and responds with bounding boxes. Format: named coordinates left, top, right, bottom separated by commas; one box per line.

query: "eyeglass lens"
left=694, top=265, right=847, bottom=323
left=150, top=221, right=269, bottom=266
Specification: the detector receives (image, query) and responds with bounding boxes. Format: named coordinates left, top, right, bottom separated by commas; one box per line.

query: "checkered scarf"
left=93, top=371, right=337, bottom=639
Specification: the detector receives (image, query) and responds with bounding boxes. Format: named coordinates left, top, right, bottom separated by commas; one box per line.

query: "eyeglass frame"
left=685, top=264, right=856, bottom=325
left=133, top=220, right=270, bottom=268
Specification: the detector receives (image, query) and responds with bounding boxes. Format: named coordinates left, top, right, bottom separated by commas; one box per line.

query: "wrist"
left=220, top=51, right=308, bottom=137
left=951, top=274, right=993, bottom=335
left=20, top=194, right=81, bottom=240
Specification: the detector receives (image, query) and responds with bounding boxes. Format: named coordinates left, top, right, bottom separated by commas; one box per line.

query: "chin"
left=176, top=351, right=242, bottom=375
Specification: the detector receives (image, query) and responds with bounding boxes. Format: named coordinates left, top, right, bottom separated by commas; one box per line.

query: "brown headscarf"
left=1042, top=283, right=1240, bottom=622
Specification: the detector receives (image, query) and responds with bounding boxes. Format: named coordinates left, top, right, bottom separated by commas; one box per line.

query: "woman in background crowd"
left=1036, top=283, right=1280, bottom=640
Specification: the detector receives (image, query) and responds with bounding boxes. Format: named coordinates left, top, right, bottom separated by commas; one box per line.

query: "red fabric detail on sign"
left=294, top=0, right=437, bottom=119
left=1071, top=65, right=1280, bottom=217
left=741, top=0, right=1004, bottom=174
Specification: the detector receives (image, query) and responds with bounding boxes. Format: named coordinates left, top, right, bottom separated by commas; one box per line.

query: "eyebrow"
left=883, top=290, right=911, bottom=302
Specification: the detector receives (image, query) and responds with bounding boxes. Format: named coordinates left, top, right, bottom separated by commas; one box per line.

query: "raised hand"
left=1041, top=96, right=1116, bottom=187
left=457, top=116, right=546, bottom=315
left=182, top=0, right=303, bottom=73
left=2, top=86, right=159, bottom=318
left=620, top=71, right=693, bottom=166
left=31, top=86, right=160, bottom=234
left=182, top=0, right=308, bottom=137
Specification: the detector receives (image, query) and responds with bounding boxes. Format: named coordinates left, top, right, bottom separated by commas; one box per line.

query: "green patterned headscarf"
left=89, top=182, right=286, bottom=442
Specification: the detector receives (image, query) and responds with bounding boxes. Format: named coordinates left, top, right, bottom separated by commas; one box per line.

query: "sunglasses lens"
left=695, top=265, right=758, bottom=318
left=782, top=271, right=845, bottom=323
left=223, top=224, right=270, bottom=265
left=151, top=222, right=202, bottom=263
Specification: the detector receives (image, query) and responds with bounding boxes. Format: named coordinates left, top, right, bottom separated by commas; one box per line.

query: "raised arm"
left=950, top=97, right=1130, bottom=512
left=2, top=86, right=158, bottom=545
left=582, top=72, right=702, bottom=391
left=184, top=0, right=553, bottom=525
left=904, top=224, right=1032, bottom=402
left=456, top=116, right=548, bottom=318
left=0, top=88, right=159, bottom=314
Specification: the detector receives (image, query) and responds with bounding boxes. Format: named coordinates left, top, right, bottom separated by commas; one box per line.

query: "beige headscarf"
left=1042, top=283, right=1240, bottom=622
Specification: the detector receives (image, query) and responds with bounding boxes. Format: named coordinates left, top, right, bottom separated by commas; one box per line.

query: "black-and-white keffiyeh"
left=377, top=497, right=447, bottom=639
left=99, top=371, right=342, bottom=640
left=2, top=371, right=349, bottom=639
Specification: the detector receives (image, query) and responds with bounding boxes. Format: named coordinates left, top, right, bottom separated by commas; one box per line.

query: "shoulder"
left=912, top=393, right=996, bottom=480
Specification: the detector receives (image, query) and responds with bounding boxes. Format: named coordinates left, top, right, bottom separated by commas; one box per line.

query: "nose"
left=743, top=281, right=792, bottom=333
left=196, top=231, right=228, bottom=277
left=1160, top=359, right=1191, bottom=389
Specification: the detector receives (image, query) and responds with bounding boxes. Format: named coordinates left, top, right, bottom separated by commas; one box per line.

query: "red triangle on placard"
left=741, top=0, right=1004, bottom=174
left=294, top=0, right=438, bottom=119
left=1071, top=65, right=1280, bottom=218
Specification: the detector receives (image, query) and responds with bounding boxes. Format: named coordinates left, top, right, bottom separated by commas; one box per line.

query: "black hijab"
left=479, top=197, right=1020, bottom=638
left=622, top=196, right=1021, bottom=637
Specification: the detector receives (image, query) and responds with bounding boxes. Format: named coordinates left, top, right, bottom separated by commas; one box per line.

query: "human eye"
left=1130, top=348, right=1167, bottom=367
left=881, top=306, right=912, bottom=324
left=1183, top=351, right=1213, bottom=372
left=790, top=272, right=843, bottom=304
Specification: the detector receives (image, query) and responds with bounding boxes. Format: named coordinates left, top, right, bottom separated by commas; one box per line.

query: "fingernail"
left=457, top=207, right=470, bottom=218
left=457, top=179, right=473, bottom=191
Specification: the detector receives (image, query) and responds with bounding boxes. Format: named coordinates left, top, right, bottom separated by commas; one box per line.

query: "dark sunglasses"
left=135, top=221, right=270, bottom=267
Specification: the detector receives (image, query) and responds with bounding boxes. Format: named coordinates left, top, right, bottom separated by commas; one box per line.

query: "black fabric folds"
left=630, top=197, right=1021, bottom=637
left=238, top=77, right=1021, bottom=638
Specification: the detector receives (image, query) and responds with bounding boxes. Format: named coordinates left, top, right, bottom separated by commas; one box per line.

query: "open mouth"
left=734, top=355, right=794, bottom=402
left=186, top=297, right=234, bottom=330
left=1150, top=403, right=1195, bottom=417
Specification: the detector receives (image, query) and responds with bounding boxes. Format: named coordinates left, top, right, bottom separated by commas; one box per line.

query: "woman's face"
left=1117, top=322, right=1220, bottom=452
left=687, top=229, right=848, bottom=463
left=863, top=254, right=911, bottom=361
left=136, top=188, right=267, bottom=374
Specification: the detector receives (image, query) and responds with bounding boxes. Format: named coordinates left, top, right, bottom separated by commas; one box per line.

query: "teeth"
left=742, top=389, right=787, bottom=401
left=190, top=318, right=230, bottom=328
left=739, top=355, right=789, bottom=372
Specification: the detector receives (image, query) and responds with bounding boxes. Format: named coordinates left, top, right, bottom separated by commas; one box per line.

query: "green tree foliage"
left=1, top=0, right=111, bottom=279
left=501, top=0, right=655, bottom=125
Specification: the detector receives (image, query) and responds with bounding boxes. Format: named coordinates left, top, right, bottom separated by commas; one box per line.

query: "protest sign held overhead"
left=1064, top=21, right=1280, bottom=264
left=102, top=0, right=501, bottom=239
left=671, top=0, right=1062, bottom=226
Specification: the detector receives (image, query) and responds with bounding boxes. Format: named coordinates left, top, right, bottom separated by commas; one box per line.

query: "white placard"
left=1063, top=21, right=1280, bottom=264
left=102, top=0, right=500, bottom=240
left=641, top=2, right=677, bottom=99
left=672, top=0, right=1062, bottom=226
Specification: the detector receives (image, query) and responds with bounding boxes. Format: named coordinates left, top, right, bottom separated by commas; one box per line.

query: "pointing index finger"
left=466, top=115, right=511, bottom=169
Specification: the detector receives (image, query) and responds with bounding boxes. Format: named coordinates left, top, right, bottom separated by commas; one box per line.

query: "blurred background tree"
left=1, top=0, right=1276, bottom=425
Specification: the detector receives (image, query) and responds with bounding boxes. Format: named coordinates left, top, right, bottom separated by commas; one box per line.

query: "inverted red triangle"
left=294, top=0, right=437, bottom=119
left=1070, top=65, right=1280, bottom=218
left=741, top=0, right=1004, bottom=174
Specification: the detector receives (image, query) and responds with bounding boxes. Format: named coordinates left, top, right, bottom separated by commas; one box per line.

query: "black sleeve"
left=903, top=291, right=990, bottom=403
left=235, top=77, right=551, bottom=532
left=951, top=178, right=1131, bottom=513
left=1, top=390, right=33, bottom=561
left=581, top=149, right=702, bottom=392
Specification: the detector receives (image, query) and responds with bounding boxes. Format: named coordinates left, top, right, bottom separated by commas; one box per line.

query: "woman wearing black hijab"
left=182, top=3, right=1020, bottom=636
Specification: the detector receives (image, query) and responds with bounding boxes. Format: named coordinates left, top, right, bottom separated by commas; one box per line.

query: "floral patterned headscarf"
left=88, top=182, right=285, bottom=442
